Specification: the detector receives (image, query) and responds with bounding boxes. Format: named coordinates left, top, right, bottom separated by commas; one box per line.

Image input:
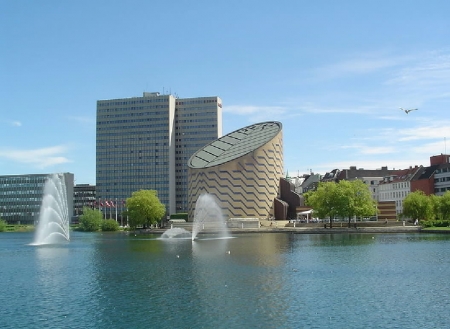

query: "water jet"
left=32, top=174, right=70, bottom=245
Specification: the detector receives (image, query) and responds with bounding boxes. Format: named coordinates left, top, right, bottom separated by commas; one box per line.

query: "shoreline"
left=137, top=225, right=427, bottom=235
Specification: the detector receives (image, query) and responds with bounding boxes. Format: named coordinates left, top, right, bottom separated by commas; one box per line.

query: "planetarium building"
left=187, top=121, right=283, bottom=221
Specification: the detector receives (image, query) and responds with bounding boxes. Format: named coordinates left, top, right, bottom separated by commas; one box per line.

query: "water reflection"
left=2, top=232, right=450, bottom=328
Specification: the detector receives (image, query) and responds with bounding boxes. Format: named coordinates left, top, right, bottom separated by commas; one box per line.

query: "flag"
left=110, top=201, right=115, bottom=207
left=105, top=200, right=111, bottom=207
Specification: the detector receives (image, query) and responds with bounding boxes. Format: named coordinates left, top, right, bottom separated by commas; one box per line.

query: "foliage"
left=125, top=190, right=166, bottom=229
left=420, top=219, right=450, bottom=228
left=339, top=180, right=377, bottom=226
left=402, top=190, right=433, bottom=221
left=438, top=191, right=450, bottom=221
left=305, top=180, right=377, bottom=228
left=79, top=207, right=103, bottom=232
left=170, top=213, right=188, bottom=220
left=304, top=182, right=343, bottom=228
left=0, top=219, right=6, bottom=232
left=101, top=219, right=120, bottom=231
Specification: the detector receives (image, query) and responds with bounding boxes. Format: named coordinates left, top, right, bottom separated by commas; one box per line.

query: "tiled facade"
left=188, top=122, right=283, bottom=221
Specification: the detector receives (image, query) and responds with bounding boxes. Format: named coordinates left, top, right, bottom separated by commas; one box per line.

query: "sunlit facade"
left=96, top=92, right=222, bottom=215
left=188, top=121, right=283, bottom=220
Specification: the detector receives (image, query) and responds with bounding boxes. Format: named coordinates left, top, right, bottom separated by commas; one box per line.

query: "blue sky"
left=1, top=0, right=450, bottom=185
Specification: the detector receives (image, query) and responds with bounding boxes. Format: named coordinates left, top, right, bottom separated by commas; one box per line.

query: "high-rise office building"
left=96, top=92, right=222, bottom=217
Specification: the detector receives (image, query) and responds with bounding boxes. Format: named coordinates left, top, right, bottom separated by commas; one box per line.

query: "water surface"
left=0, top=231, right=449, bottom=328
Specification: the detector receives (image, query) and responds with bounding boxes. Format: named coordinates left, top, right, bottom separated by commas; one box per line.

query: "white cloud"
left=224, top=105, right=287, bottom=122
left=2, top=120, right=22, bottom=127
left=321, top=57, right=400, bottom=77
left=0, top=145, right=72, bottom=169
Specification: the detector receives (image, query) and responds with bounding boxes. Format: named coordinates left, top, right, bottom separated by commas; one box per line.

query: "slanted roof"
left=188, top=121, right=282, bottom=169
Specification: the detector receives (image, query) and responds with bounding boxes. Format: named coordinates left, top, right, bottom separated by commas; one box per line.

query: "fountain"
left=32, top=174, right=70, bottom=245
left=160, top=193, right=229, bottom=241
left=160, top=227, right=192, bottom=239
left=191, top=193, right=229, bottom=240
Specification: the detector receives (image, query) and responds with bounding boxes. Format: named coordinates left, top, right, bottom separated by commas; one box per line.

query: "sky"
left=1, top=0, right=450, bottom=185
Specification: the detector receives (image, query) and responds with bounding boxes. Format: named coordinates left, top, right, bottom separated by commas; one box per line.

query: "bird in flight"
left=399, top=107, right=418, bottom=114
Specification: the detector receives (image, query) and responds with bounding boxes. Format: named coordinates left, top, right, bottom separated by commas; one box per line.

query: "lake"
left=1, top=231, right=449, bottom=329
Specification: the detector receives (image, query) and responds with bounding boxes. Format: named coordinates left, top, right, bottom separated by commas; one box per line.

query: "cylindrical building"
left=187, top=121, right=283, bottom=221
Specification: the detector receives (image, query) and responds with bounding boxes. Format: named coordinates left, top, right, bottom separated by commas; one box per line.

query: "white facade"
left=434, top=164, right=450, bottom=195
left=379, top=179, right=412, bottom=214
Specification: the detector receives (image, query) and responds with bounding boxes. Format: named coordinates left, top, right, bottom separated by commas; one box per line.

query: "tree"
left=79, top=206, right=103, bottom=232
left=305, top=182, right=342, bottom=228
left=438, top=191, right=450, bottom=221
left=402, top=190, right=433, bottom=222
left=339, top=180, right=377, bottom=227
left=305, top=180, right=377, bottom=228
left=126, top=190, right=166, bottom=230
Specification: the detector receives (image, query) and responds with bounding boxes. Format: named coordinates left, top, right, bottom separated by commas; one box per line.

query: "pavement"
left=142, top=222, right=423, bottom=235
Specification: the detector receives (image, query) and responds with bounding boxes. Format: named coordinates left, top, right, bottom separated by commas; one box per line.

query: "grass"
left=2, top=225, right=35, bottom=232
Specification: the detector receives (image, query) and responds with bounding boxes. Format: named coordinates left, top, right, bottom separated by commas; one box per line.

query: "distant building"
left=291, top=173, right=321, bottom=194
left=322, top=166, right=396, bottom=202
left=430, top=154, right=450, bottom=196
left=378, top=166, right=422, bottom=215
left=73, top=184, right=96, bottom=219
left=0, top=173, right=74, bottom=225
left=96, top=92, right=222, bottom=217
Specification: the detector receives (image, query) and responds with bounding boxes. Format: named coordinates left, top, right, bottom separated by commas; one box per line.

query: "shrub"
left=171, top=213, right=188, bottom=220
left=101, top=219, right=119, bottom=231
left=420, top=219, right=450, bottom=228
left=0, top=219, right=6, bottom=232
left=79, top=207, right=102, bottom=232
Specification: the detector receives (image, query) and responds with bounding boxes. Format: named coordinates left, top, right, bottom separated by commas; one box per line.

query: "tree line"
left=78, top=189, right=165, bottom=232
left=305, top=180, right=450, bottom=228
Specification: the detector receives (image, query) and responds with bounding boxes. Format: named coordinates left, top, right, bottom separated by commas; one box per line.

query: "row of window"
left=98, top=98, right=169, bottom=107
left=379, top=182, right=410, bottom=190
left=177, top=110, right=217, bottom=117
left=98, top=113, right=169, bottom=120
left=176, top=99, right=217, bottom=106
left=435, top=176, right=450, bottom=183
left=435, top=187, right=450, bottom=193
left=379, top=190, right=409, bottom=200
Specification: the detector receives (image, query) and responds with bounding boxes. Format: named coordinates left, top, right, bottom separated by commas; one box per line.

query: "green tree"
left=402, top=190, right=433, bottom=222
left=0, top=219, right=6, bottom=232
left=439, top=191, right=450, bottom=221
left=101, top=219, right=120, bottom=231
left=339, top=180, right=377, bottom=227
left=305, top=180, right=376, bottom=228
left=126, top=190, right=166, bottom=229
left=79, top=207, right=103, bottom=232
left=305, top=182, right=342, bottom=228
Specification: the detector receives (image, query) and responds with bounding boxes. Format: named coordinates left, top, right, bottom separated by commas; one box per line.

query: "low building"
left=0, top=173, right=74, bottom=225
left=73, top=184, right=96, bottom=222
